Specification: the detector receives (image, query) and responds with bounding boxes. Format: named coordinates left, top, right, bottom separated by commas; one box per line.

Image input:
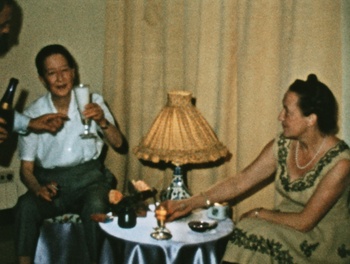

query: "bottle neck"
left=0, top=78, right=19, bottom=108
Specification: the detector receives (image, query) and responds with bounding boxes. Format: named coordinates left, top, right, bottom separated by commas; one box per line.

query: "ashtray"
left=188, top=220, right=218, bottom=232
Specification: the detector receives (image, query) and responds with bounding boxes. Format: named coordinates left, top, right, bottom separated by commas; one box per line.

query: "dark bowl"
left=188, top=220, right=217, bottom=232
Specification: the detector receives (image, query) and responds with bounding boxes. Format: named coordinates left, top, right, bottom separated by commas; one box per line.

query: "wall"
left=0, top=0, right=107, bottom=209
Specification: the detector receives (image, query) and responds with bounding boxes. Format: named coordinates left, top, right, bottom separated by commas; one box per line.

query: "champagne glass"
left=74, top=84, right=96, bottom=139
left=151, top=205, right=172, bottom=240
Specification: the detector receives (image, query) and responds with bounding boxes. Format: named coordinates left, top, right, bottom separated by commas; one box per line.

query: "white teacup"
left=207, top=203, right=228, bottom=220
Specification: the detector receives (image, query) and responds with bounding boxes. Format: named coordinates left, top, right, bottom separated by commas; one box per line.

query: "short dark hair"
left=0, top=0, right=14, bottom=12
left=35, top=44, right=79, bottom=83
left=288, top=74, right=338, bottom=135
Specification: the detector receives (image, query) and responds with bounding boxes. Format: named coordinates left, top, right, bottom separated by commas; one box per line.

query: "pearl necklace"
left=295, top=137, right=326, bottom=170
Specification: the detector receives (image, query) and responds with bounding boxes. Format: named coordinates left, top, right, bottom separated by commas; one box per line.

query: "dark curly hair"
left=288, top=74, right=338, bottom=135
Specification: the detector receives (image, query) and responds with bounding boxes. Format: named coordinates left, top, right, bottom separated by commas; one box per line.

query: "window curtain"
left=103, top=0, right=343, bottom=221
left=342, top=0, right=350, bottom=144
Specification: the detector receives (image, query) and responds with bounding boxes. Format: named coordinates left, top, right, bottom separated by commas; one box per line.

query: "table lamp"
left=134, top=90, right=229, bottom=200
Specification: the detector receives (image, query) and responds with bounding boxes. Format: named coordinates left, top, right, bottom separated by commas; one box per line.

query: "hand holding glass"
left=151, top=205, right=172, bottom=240
left=74, top=84, right=96, bottom=139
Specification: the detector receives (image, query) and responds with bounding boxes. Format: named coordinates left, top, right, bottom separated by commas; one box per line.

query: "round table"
left=99, top=208, right=234, bottom=264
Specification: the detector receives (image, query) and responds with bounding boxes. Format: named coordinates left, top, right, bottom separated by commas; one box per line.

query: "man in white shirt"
left=16, top=44, right=123, bottom=264
left=0, top=0, right=67, bottom=144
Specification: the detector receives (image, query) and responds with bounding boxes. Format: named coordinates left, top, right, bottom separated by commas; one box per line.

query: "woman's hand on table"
left=160, top=199, right=193, bottom=222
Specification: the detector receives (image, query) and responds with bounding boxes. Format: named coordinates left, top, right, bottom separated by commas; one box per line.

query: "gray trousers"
left=15, top=159, right=114, bottom=262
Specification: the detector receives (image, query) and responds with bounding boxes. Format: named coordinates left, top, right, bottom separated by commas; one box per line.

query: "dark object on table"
left=188, top=220, right=218, bottom=232
left=118, top=206, right=137, bottom=228
left=110, top=181, right=157, bottom=214
left=110, top=181, right=158, bottom=228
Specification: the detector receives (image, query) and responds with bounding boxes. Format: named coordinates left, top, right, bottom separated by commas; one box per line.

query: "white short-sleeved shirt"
left=18, top=91, right=115, bottom=169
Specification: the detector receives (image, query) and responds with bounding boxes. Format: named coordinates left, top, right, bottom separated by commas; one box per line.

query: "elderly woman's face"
left=40, top=53, right=75, bottom=98
left=278, top=91, right=309, bottom=138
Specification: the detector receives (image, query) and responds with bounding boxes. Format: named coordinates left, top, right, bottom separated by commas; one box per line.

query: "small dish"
left=188, top=220, right=218, bottom=232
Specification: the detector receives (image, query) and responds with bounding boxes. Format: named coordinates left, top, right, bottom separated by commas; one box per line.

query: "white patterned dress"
left=222, top=135, right=350, bottom=264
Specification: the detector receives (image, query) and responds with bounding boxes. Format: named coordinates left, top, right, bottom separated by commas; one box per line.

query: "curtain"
left=342, top=0, right=350, bottom=144
left=103, top=0, right=343, bottom=221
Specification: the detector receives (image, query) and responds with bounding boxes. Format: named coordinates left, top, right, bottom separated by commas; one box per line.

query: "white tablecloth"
left=99, top=208, right=234, bottom=264
left=34, top=222, right=89, bottom=264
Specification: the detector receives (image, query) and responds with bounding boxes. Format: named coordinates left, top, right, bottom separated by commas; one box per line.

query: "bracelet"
left=254, top=207, right=262, bottom=218
left=200, top=192, right=212, bottom=208
left=100, top=120, right=110, bottom=130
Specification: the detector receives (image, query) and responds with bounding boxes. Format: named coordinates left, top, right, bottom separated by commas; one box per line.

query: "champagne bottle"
left=0, top=78, right=19, bottom=132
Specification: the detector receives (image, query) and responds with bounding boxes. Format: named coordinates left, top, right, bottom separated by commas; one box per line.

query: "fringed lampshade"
left=134, top=90, right=229, bottom=200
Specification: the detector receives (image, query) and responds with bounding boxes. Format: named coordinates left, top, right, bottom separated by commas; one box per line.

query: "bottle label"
left=1, top=102, right=9, bottom=110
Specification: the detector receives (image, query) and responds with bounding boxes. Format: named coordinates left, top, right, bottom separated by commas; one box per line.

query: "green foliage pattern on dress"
left=229, top=228, right=295, bottom=264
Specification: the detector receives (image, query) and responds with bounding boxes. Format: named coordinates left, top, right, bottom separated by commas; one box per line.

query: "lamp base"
left=163, top=166, right=191, bottom=200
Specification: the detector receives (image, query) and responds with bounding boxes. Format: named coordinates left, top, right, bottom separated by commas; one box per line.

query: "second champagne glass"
left=74, top=84, right=96, bottom=139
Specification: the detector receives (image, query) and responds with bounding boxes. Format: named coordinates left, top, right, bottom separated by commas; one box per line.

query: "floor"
left=0, top=209, right=16, bottom=264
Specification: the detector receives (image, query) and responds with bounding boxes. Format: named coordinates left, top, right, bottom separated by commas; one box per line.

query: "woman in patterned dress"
left=161, top=74, right=350, bottom=263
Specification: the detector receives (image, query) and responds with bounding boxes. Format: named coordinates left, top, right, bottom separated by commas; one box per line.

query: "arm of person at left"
left=83, top=102, right=123, bottom=149
left=14, top=111, right=68, bottom=134
left=0, top=112, right=67, bottom=143
left=241, top=158, right=350, bottom=232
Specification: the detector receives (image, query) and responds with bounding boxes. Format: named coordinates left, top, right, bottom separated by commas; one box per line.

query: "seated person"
left=161, top=74, right=350, bottom=263
left=15, top=44, right=123, bottom=264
